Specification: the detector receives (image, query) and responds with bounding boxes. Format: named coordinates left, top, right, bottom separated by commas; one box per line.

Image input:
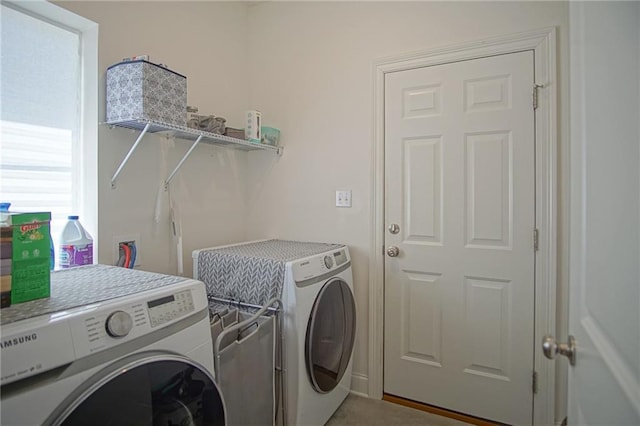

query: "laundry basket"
left=210, top=299, right=281, bottom=426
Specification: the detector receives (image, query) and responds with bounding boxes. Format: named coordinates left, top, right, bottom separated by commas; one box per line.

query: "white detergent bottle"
left=59, top=215, right=93, bottom=268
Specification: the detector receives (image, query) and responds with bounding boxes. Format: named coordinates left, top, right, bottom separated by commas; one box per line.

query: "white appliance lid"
left=196, top=239, right=344, bottom=306
left=198, top=239, right=344, bottom=262
left=0, top=265, right=187, bottom=325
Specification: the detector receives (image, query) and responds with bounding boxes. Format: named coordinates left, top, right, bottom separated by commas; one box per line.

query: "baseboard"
left=350, top=372, right=369, bottom=397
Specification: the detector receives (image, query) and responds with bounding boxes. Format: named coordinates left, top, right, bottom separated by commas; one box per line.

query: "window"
left=0, top=1, right=98, bottom=260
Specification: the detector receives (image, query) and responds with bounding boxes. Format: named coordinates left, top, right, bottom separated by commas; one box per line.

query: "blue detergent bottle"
left=0, top=202, right=10, bottom=226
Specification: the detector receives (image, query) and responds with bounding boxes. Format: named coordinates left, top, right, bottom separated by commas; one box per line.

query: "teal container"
left=260, top=126, right=280, bottom=146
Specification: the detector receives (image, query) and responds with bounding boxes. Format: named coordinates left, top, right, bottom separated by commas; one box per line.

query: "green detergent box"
left=8, top=212, right=51, bottom=304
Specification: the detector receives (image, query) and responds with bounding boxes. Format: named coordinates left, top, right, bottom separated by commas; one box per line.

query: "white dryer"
left=192, top=240, right=356, bottom=426
left=0, top=265, right=225, bottom=426
left=283, top=247, right=356, bottom=426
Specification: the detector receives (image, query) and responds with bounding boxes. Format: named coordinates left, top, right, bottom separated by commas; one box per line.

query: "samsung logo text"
left=0, top=333, right=38, bottom=349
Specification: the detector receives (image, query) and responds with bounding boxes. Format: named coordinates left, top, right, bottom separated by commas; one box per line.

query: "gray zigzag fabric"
left=1, top=265, right=186, bottom=325
left=197, top=239, right=343, bottom=306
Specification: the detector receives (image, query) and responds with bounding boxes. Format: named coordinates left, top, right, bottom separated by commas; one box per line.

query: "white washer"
left=0, top=265, right=225, bottom=426
left=283, top=247, right=356, bottom=426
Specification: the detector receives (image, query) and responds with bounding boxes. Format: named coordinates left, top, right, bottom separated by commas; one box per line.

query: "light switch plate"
left=336, top=190, right=352, bottom=208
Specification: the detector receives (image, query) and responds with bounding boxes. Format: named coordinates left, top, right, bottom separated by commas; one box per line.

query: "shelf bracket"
left=164, top=135, right=203, bottom=190
left=110, top=122, right=151, bottom=189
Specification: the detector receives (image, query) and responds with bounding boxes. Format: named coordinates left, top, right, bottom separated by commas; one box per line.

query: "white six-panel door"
left=384, top=51, right=535, bottom=425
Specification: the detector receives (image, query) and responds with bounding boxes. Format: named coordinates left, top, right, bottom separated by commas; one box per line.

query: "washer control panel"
left=73, top=282, right=203, bottom=357
left=0, top=279, right=207, bottom=386
left=147, top=290, right=195, bottom=328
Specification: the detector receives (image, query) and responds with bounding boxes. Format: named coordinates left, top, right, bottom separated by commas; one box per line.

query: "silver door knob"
left=542, top=335, right=576, bottom=366
left=388, top=224, right=400, bottom=234
left=386, top=246, right=400, bottom=257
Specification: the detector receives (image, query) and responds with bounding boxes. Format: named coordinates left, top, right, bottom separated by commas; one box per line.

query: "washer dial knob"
left=106, top=310, right=133, bottom=338
left=324, top=255, right=334, bottom=269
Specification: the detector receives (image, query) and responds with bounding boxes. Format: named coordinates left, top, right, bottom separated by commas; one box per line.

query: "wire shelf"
left=105, top=118, right=282, bottom=189
left=106, top=118, right=282, bottom=155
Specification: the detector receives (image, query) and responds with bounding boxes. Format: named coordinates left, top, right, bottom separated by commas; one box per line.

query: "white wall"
left=244, top=1, right=570, bottom=416
left=55, top=1, right=253, bottom=275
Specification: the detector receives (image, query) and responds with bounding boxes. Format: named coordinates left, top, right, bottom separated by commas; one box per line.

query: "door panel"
left=402, top=272, right=443, bottom=366
left=465, top=131, right=512, bottom=248
left=404, top=137, right=443, bottom=244
left=464, top=277, right=511, bottom=380
left=384, top=51, right=535, bottom=425
left=568, top=2, right=640, bottom=424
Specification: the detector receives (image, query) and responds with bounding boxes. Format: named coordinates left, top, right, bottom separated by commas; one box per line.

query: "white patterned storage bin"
left=106, top=60, right=187, bottom=127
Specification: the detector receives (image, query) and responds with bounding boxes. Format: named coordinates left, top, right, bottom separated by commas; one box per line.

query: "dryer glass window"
left=305, top=278, right=356, bottom=393
left=56, top=357, right=225, bottom=426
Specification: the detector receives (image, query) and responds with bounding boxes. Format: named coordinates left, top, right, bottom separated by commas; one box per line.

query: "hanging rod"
left=208, top=295, right=281, bottom=313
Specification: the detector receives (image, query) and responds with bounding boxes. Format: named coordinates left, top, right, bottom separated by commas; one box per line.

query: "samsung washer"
left=0, top=265, right=225, bottom=426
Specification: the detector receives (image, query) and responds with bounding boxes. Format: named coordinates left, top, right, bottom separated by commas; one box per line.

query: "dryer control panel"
left=292, top=248, right=351, bottom=284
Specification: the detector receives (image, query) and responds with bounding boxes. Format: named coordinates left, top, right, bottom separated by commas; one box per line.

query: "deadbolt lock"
left=388, top=224, right=400, bottom=234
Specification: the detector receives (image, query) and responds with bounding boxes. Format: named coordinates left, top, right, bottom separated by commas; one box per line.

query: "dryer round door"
left=45, top=352, right=225, bottom=426
left=305, top=277, right=356, bottom=394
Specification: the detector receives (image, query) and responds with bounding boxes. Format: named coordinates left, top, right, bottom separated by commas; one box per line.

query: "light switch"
left=336, top=190, right=352, bottom=208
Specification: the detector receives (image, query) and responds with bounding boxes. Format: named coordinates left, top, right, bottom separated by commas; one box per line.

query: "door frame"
left=369, top=27, right=558, bottom=425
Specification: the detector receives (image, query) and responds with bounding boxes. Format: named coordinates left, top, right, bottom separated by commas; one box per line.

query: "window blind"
left=0, top=3, right=81, bottom=247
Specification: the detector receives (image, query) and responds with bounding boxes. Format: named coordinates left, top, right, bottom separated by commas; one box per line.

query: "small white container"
left=245, top=110, right=262, bottom=143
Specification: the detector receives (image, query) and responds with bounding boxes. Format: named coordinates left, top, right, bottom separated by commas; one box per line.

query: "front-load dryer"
left=192, top=240, right=356, bottom=426
left=0, top=265, right=225, bottom=426
left=283, top=246, right=356, bottom=426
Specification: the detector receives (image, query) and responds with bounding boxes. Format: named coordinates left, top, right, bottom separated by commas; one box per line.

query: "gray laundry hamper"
left=210, top=299, right=282, bottom=426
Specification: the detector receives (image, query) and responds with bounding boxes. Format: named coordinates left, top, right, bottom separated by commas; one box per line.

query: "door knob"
left=386, top=246, right=400, bottom=257
left=542, top=335, right=576, bottom=366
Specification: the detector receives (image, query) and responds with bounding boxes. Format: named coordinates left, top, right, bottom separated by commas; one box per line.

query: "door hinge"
left=533, top=228, right=539, bottom=251
left=533, top=83, right=544, bottom=110
left=532, top=370, right=538, bottom=394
